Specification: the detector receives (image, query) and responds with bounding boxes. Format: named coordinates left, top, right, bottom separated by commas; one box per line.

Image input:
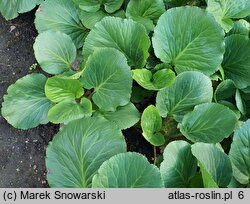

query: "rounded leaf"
left=156, top=71, right=213, bottom=121
left=92, top=152, right=164, bottom=188
left=160, top=141, right=197, bottom=187
left=1, top=74, right=53, bottom=129
left=179, top=103, right=238, bottom=143
left=192, top=143, right=232, bottom=187
left=0, top=0, right=42, bottom=20
left=46, top=117, right=126, bottom=187
left=207, top=0, right=250, bottom=32
left=152, top=6, right=225, bottom=75
left=97, top=103, right=140, bottom=130
left=34, top=31, right=77, bottom=74
left=141, top=105, right=164, bottom=146
left=48, top=98, right=92, bottom=124
left=132, top=69, right=175, bottom=90
left=83, top=16, right=150, bottom=68
left=229, top=120, right=250, bottom=184
left=81, top=48, right=132, bottom=111
left=45, top=77, right=84, bottom=103
left=35, top=0, right=88, bottom=48
left=126, top=0, right=165, bottom=31
left=222, top=35, right=250, bottom=89
left=228, top=20, right=250, bottom=36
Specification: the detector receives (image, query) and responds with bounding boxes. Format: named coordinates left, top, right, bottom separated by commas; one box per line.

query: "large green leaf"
left=229, top=120, right=250, bottom=184
left=156, top=71, right=213, bottom=121
left=46, top=117, right=126, bottom=187
left=35, top=0, right=88, bottom=48
left=45, top=77, right=84, bottom=103
left=222, top=35, right=250, bottom=89
left=82, top=16, right=150, bottom=68
left=34, top=31, right=77, bottom=75
left=179, top=103, right=238, bottom=143
left=81, top=48, right=132, bottom=111
left=207, top=0, right=250, bottom=32
left=92, top=152, right=164, bottom=188
left=126, top=0, right=165, bottom=31
left=132, top=68, right=175, bottom=90
left=160, top=141, right=197, bottom=187
left=97, top=103, right=140, bottom=130
left=141, top=105, right=165, bottom=146
left=1, top=74, right=53, bottom=130
left=73, top=0, right=123, bottom=13
left=0, top=0, right=42, bottom=20
left=152, top=6, right=225, bottom=75
left=191, top=143, right=232, bottom=187
left=48, top=98, right=92, bottom=124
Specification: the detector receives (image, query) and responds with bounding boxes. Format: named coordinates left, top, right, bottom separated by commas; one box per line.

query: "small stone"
left=10, top=25, right=16, bottom=32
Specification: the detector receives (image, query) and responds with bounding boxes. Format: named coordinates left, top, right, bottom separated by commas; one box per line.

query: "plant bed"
left=0, top=11, right=59, bottom=187
left=1, top=0, right=250, bottom=188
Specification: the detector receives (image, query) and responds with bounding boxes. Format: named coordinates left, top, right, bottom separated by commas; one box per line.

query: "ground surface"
left=0, top=12, right=153, bottom=188
left=0, top=12, right=59, bottom=188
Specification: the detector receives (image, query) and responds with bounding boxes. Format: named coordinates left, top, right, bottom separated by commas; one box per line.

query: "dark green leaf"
left=222, top=35, right=250, bottom=89
left=81, top=48, right=132, bottom=111
left=126, top=0, right=165, bottom=31
left=228, top=20, right=250, bottom=36
left=46, top=117, right=126, bottom=187
left=0, top=0, right=42, bottom=20
left=35, top=0, right=88, bottom=48
left=1, top=74, right=53, bottom=129
left=156, top=71, right=213, bottom=121
left=34, top=31, right=77, bottom=74
left=192, top=143, right=232, bottom=187
left=83, top=16, right=150, bottom=68
left=179, top=103, right=238, bottom=143
left=160, top=141, right=197, bottom=187
left=214, top=79, right=236, bottom=102
left=153, top=6, right=225, bottom=75
left=229, top=120, right=250, bottom=184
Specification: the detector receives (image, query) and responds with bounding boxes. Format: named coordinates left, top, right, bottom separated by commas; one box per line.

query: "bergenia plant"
left=1, top=0, right=250, bottom=188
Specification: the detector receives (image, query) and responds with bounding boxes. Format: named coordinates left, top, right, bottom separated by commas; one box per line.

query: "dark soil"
left=0, top=11, right=154, bottom=187
left=0, top=12, right=59, bottom=188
